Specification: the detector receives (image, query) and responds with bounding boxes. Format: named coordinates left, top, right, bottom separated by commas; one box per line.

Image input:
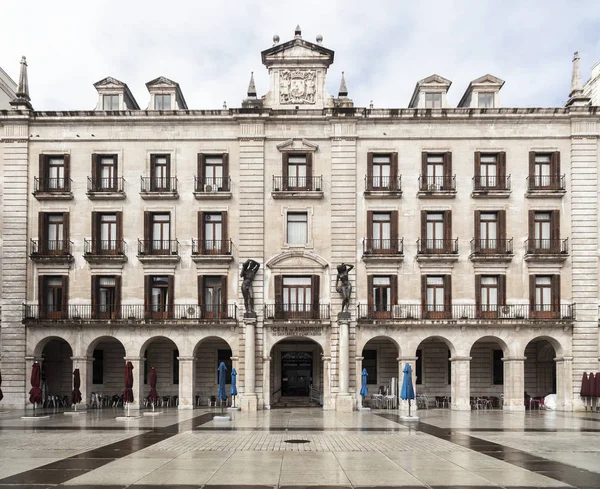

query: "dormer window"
left=408, top=74, right=451, bottom=108
left=458, top=74, right=504, bottom=108
left=424, top=92, right=442, bottom=108
left=103, top=94, right=120, bottom=110
left=154, top=94, right=172, bottom=110
left=478, top=92, right=494, bottom=108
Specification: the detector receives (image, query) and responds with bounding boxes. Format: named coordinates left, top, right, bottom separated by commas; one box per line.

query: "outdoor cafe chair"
left=208, top=395, right=217, bottom=407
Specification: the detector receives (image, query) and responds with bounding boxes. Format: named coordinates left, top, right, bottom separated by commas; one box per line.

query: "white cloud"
left=1, top=0, right=598, bottom=110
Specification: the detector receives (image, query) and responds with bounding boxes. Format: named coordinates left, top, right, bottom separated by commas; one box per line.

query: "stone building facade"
left=1, top=30, right=599, bottom=412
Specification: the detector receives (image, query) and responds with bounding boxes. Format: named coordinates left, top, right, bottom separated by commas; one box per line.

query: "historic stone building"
left=1, top=29, right=599, bottom=412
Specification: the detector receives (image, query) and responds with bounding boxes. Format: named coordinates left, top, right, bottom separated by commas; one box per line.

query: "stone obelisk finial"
left=10, top=56, right=33, bottom=109
left=338, top=72, right=348, bottom=97
left=247, top=71, right=257, bottom=98
left=294, top=25, right=302, bottom=39
left=566, top=51, right=590, bottom=107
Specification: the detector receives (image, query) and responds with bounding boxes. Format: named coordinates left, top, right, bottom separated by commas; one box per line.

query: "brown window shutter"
left=198, top=211, right=204, bottom=254
left=39, top=275, right=46, bottom=317
left=391, top=152, right=399, bottom=189
left=366, top=152, right=374, bottom=190
left=220, top=275, right=228, bottom=317
left=421, top=152, right=428, bottom=189
left=367, top=275, right=374, bottom=313
left=197, top=153, right=205, bottom=182
left=498, top=152, right=507, bottom=188
left=221, top=211, right=228, bottom=253
left=114, top=275, right=122, bottom=318
left=282, top=153, right=289, bottom=190
left=38, top=212, right=47, bottom=254
left=116, top=212, right=123, bottom=253
left=420, top=210, right=427, bottom=249
left=167, top=275, right=174, bottom=318
left=63, top=154, right=70, bottom=191
left=91, top=275, right=99, bottom=319
left=39, top=154, right=46, bottom=191
left=63, top=212, right=70, bottom=253
left=552, top=274, right=560, bottom=315
left=529, top=151, right=535, bottom=179
left=443, top=275, right=452, bottom=318
left=197, top=275, right=204, bottom=310
left=498, top=275, right=506, bottom=306
left=306, top=153, right=313, bottom=190
left=91, top=153, right=98, bottom=188
left=529, top=275, right=536, bottom=315
left=551, top=151, right=560, bottom=180
left=367, top=211, right=374, bottom=244
left=444, top=152, right=452, bottom=182
left=474, top=152, right=481, bottom=188
left=144, top=276, right=152, bottom=318
left=112, top=154, right=118, bottom=182
left=551, top=210, right=560, bottom=244
left=150, top=154, right=157, bottom=183
left=91, top=212, right=98, bottom=252
left=528, top=210, right=535, bottom=248
left=421, top=276, right=427, bottom=317
left=165, top=154, right=171, bottom=180
left=444, top=210, right=452, bottom=252
left=390, top=211, right=398, bottom=249
left=498, top=210, right=506, bottom=242
left=311, top=275, right=320, bottom=318
left=274, top=275, right=283, bottom=319
left=144, top=211, right=151, bottom=250
left=390, top=275, right=398, bottom=306
left=61, top=275, right=69, bottom=318
left=475, top=275, right=481, bottom=314
left=222, top=153, right=229, bottom=190
left=474, top=211, right=481, bottom=252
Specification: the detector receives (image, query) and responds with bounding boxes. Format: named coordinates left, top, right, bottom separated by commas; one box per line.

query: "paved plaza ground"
left=0, top=406, right=599, bottom=488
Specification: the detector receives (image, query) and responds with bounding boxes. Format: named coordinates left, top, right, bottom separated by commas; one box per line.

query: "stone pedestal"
left=336, top=313, right=353, bottom=412
left=450, top=357, right=471, bottom=411
left=243, top=315, right=257, bottom=411
left=123, top=356, right=144, bottom=410
left=177, top=356, right=196, bottom=409
left=556, top=356, right=573, bottom=411
left=503, top=356, right=526, bottom=411
left=71, top=356, right=93, bottom=409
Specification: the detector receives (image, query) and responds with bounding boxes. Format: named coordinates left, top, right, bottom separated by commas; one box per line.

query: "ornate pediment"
left=146, top=76, right=178, bottom=89
left=93, top=76, right=126, bottom=89
left=266, top=250, right=328, bottom=272
left=262, top=39, right=334, bottom=67
left=471, top=74, right=505, bottom=87
left=276, top=138, right=319, bottom=152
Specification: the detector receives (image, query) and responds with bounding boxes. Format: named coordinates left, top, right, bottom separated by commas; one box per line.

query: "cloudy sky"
left=1, top=0, right=599, bottom=110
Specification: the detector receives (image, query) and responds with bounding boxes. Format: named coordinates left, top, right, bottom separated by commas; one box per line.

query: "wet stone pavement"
left=0, top=406, right=599, bottom=488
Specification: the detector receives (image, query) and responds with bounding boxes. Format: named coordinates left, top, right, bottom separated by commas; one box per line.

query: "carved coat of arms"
left=280, top=70, right=316, bottom=104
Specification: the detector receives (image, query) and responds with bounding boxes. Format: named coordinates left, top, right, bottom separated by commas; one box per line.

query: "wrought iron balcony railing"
left=34, top=177, right=72, bottom=193
left=30, top=239, right=73, bottom=256
left=23, top=303, right=237, bottom=322
left=526, top=174, right=566, bottom=191
left=84, top=239, right=127, bottom=255
left=525, top=238, right=568, bottom=255
left=194, top=176, right=231, bottom=193
left=140, top=176, right=178, bottom=193
left=272, top=176, right=323, bottom=192
left=418, top=175, right=456, bottom=192
left=137, top=239, right=179, bottom=256
left=87, top=176, right=125, bottom=193
left=365, top=175, right=402, bottom=192
left=191, top=238, right=232, bottom=256
left=472, top=175, right=511, bottom=191
left=417, top=238, right=459, bottom=254
left=363, top=238, right=404, bottom=255
left=470, top=238, right=513, bottom=255
left=357, top=303, right=574, bottom=321
left=264, top=303, right=330, bottom=320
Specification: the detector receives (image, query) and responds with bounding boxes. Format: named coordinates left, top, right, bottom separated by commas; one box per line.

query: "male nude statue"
left=241, top=259, right=260, bottom=313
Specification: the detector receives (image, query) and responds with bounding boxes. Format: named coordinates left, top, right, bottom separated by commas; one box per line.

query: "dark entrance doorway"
left=282, top=351, right=313, bottom=396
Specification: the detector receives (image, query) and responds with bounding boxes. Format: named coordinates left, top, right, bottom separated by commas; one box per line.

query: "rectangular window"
left=47, top=214, right=65, bottom=253
left=48, top=157, right=66, bottom=190
left=150, top=154, right=171, bottom=191
left=372, top=212, right=391, bottom=251
left=372, top=154, right=391, bottom=189
left=534, top=154, right=551, bottom=188
left=479, top=154, right=498, bottom=187
left=424, top=92, right=442, bottom=108
left=203, top=276, right=224, bottom=318
left=204, top=155, right=224, bottom=189
left=99, top=155, right=117, bottom=190
left=479, top=212, right=498, bottom=250
left=217, top=349, right=233, bottom=384
left=426, top=212, right=445, bottom=250
left=480, top=276, right=498, bottom=312
left=204, top=213, right=223, bottom=252
left=151, top=213, right=170, bottom=253
left=287, top=212, right=308, bottom=245
left=493, top=350, right=504, bottom=385
left=92, top=349, right=104, bottom=384
left=154, top=94, right=171, bottom=110
left=534, top=212, right=551, bottom=250
left=426, top=276, right=445, bottom=313
left=372, top=276, right=391, bottom=314
left=173, top=349, right=179, bottom=384
left=40, top=275, right=67, bottom=319
left=416, top=350, right=422, bottom=385
left=287, top=154, right=308, bottom=189
left=100, top=214, right=117, bottom=252
left=535, top=276, right=552, bottom=312
left=103, top=94, right=120, bottom=110
left=147, top=275, right=171, bottom=319
left=362, top=350, right=377, bottom=385
left=98, top=276, right=117, bottom=317
left=529, top=152, right=560, bottom=190
left=478, top=92, right=494, bottom=108
left=426, top=154, right=445, bottom=190
left=282, top=276, right=312, bottom=317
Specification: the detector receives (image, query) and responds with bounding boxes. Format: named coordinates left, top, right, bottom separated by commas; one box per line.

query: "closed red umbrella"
left=148, top=367, right=158, bottom=406
left=123, top=361, right=134, bottom=404
left=580, top=372, right=589, bottom=397
left=596, top=372, right=600, bottom=401
left=71, top=369, right=82, bottom=405
left=589, top=372, right=597, bottom=399
left=29, top=363, right=42, bottom=405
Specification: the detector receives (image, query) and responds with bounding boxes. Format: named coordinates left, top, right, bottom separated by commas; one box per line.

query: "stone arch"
left=36, top=337, right=74, bottom=403
left=32, top=335, right=75, bottom=358
left=266, top=334, right=328, bottom=356
left=520, top=334, right=565, bottom=358
left=265, top=250, right=329, bottom=270
left=467, top=334, right=511, bottom=356
left=523, top=335, right=563, bottom=406
left=413, top=334, right=457, bottom=357
left=139, top=335, right=183, bottom=358
left=193, top=335, right=236, bottom=358
left=85, top=334, right=126, bottom=358
left=356, top=333, right=401, bottom=357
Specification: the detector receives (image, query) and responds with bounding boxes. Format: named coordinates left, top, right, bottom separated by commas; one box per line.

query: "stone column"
left=177, top=356, right=196, bottom=410
left=123, top=356, right=144, bottom=410
left=322, top=355, right=332, bottom=410
left=503, top=356, right=526, bottom=411
left=241, top=315, right=258, bottom=411
left=556, top=356, right=573, bottom=411
left=71, top=356, right=93, bottom=409
left=398, top=356, right=417, bottom=412
left=262, top=356, right=271, bottom=409
left=336, top=313, right=353, bottom=411
left=450, top=356, right=471, bottom=411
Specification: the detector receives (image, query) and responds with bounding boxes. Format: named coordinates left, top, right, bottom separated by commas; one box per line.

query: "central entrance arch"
left=268, top=337, right=324, bottom=408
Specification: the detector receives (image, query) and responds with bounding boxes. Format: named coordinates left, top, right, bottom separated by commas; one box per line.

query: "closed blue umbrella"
left=230, top=368, right=238, bottom=408
left=218, top=362, right=227, bottom=413
left=400, top=363, right=416, bottom=417
left=360, top=368, right=368, bottom=408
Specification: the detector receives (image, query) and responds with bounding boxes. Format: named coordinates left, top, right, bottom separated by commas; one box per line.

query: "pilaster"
left=502, top=356, right=526, bottom=411
left=555, top=356, right=574, bottom=411
left=177, top=356, right=196, bottom=409
left=450, top=356, right=471, bottom=411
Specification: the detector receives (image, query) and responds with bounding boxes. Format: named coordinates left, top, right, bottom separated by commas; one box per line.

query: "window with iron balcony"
left=365, top=152, right=401, bottom=197
left=472, top=152, right=511, bottom=197
left=418, top=152, right=455, bottom=197
left=30, top=212, right=73, bottom=263
left=526, top=152, right=565, bottom=197
left=195, top=153, right=231, bottom=199
left=273, top=153, right=323, bottom=198
left=34, top=154, right=73, bottom=200
left=87, top=154, right=125, bottom=199
left=140, top=154, right=178, bottom=199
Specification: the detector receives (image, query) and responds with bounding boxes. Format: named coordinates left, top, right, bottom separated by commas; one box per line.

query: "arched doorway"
left=194, top=337, right=235, bottom=408
left=524, top=337, right=558, bottom=409
left=361, top=337, right=400, bottom=401
left=269, top=337, right=324, bottom=408
left=87, top=336, right=126, bottom=404
left=469, top=336, right=508, bottom=410
left=415, top=336, right=454, bottom=408
left=40, top=338, right=73, bottom=407
left=141, top=336, right=180, bottom=407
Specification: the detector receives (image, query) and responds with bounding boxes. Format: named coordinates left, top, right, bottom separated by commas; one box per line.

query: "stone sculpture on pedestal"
left=241, top=259, right=260, bottom=316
